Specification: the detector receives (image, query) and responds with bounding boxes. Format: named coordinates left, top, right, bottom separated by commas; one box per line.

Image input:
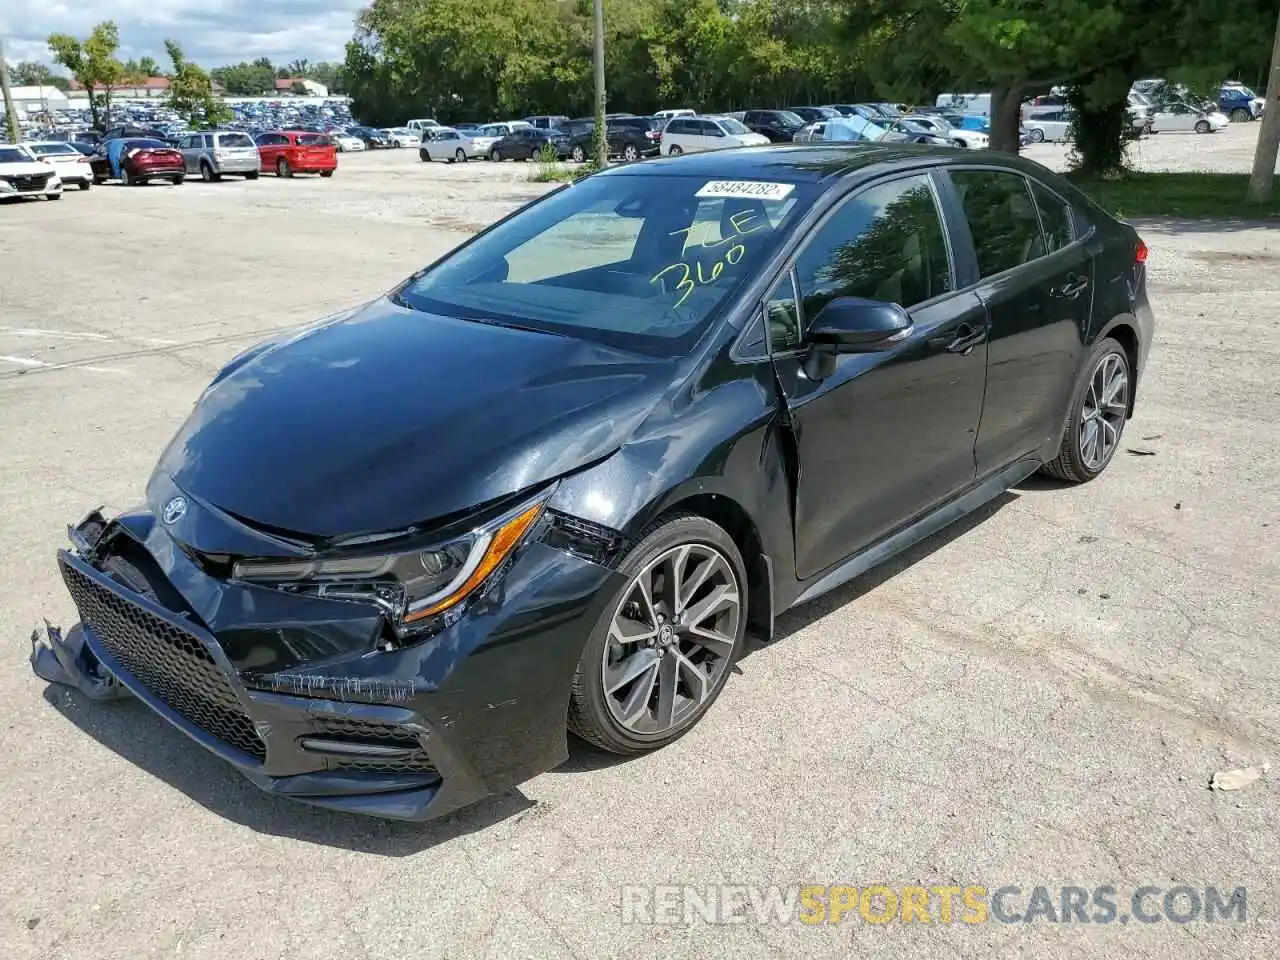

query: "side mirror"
left=808, top=297, right=912, bottom=352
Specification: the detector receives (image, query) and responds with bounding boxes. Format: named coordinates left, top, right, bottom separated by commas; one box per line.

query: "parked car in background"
left=562, top=119, right=597, bottom=162
left=454, top=122, right=482, bottom=134
left=405, top=118, right=441, bottom=133
left=789, top=106, right=842, bottom=124
left=606, top=116, right=664, bottom=160
left=1148, top=102, right=1228, bottom=134
left=179, top=131, right=260, bottom=181
left=382, top=127, right=422, bottom=148
left=901, top=114, right=989, bottom=149
left=660, top=115, right=770, bottom=155
left=653, top=108, right=696, bottom=120
left=793, top=121, right=828, bottom=143
left=101, top=124, right=172, bottom=144
left=90, top=138, right=184, bottom=186
left=1022, top=110, right=1073, bottom=143
left=524, top=115, right=570, bottom=131
left=349, top=126, right=393, bottom=149
left=254, top=130, right=337, bottom=178
left=489, top=127, right=572, bottom=161
left=742, top=109, right=806, bottom=142
left=331, top=130, right=366, bottom=153
left=936, top=93, right=992, bottom=116
left=881, top=119, right=953, bottom=145
left=0, top=144, right=63, bottom=200
left=23, top=141, right=93, bottom=190
left=1219, top=83, right=1264, bottom=121
left=419, top=127, right=473, bottom=163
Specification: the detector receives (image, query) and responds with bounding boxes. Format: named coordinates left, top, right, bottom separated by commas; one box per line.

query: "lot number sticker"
left=695, top=180, right=795, bottom=201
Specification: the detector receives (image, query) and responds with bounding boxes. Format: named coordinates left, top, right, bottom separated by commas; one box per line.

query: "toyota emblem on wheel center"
left=161, top=497, right=187, bottom=525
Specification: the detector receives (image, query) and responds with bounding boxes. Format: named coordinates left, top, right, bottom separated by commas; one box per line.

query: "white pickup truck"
left=405, top=118, right=441, bottom=133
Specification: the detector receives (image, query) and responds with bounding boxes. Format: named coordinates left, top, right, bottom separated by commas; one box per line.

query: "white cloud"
left=0, top=0, right=366, bottom=68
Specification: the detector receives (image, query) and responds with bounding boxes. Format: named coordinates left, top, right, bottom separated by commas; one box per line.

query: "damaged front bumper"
left=32, top=502, right=622, bottom=821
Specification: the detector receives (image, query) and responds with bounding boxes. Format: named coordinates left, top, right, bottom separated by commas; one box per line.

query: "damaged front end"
left=32, top=489, right=624, bottom=822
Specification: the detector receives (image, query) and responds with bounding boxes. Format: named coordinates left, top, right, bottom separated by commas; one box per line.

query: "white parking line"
left=0, top=327, right=109, bottom=341
left=0, top=355, right=126, bottom=376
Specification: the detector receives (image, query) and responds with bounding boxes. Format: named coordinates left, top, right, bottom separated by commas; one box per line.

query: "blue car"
left=1219, top=84, right=1263, bottom=122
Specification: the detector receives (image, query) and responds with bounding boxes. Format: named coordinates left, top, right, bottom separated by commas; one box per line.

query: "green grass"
left=1070, top=172, right=1280, bottom=221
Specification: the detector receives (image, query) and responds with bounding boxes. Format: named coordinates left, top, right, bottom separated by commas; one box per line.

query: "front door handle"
left=1055, top=276, right=1090, bottom=299
left=930, top=322, right=989, bottom=355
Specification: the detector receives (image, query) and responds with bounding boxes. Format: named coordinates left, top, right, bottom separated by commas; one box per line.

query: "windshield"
left=920, top=114, right=953, bottom=131
left=29, top=143, right=77, bottom=156
left=0, top=146, right=31, bottom=163
left=717, top=118, right=751, bottom=135
left=396, top=173, right=813, bottom=356
left=896, top=120, right=929, bottom=134
left=1227, top=85, right=1256, bottom=98
left=777, top=111, right=805, bottom=126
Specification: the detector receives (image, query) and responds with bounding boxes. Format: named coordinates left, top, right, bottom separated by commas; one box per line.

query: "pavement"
left=1, top=125, right=1277, bottom=959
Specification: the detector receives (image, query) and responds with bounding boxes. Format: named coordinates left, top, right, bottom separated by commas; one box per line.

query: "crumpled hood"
left=153, top=297, right=672, bottom=538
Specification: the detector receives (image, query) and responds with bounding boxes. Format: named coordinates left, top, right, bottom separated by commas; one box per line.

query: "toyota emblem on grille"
left=161, top=496, right=187, bottom=524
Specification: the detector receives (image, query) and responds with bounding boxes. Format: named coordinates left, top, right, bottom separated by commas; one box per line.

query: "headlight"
left=230, top=490, right=551, bottom=634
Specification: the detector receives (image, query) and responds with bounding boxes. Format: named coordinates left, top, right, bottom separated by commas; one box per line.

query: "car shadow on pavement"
left=42, top=686, right=534, bottom=853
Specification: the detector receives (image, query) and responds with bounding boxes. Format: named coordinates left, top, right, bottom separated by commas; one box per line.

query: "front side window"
left=793, top=174, right=953, bottom=319
left=397, top=174, right=813, bottom=356
left=950, top=170, right=1044, bottom=277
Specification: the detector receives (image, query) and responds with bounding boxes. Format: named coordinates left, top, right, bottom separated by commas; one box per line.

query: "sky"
left=1, top=0, right=367, bottom=70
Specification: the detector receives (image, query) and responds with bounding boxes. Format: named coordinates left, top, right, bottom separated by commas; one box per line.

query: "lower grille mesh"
left=59, top=559, right=267, bottom=762
left=311, top=717, right=438, bottom=775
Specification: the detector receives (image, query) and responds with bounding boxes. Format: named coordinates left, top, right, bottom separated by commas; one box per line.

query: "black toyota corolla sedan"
left=33, top=144, right=1153, bottom=821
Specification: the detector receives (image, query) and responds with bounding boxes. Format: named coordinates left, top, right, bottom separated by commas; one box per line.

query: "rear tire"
left=623, top=143, right=639, bottom=161
left=1230, top=107, right=1250, bottom=122
left=319, top=170, right=334, bottom=178
left=489, top=148, right=502, bottom=162
left=121, top=168, right=135, bottom=186
left=79, top=180, right=91, bottom=190
left=245, top=171, right=259, bottom=181
left=568, top=513, right=746, bottom=754
left=173, top=175, right=184, bottom=185
left=667, top=144, right=683, bottom=155
left=571, top=145, right=585, bottom=163
left=1039, top=338, right=1132, bottom=484
left=200, top=162, right=219, bottom=183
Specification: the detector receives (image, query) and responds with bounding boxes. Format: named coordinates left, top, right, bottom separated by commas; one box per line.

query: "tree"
left=48, top=21, right=125, bottom=129
left=165, top=39, right=231, bottom=128
left=9, top=61, right=67, bottom=89
left=1247, top=6, right=1280, bottom=205
left=211, top=58, right=277, bottom=96
left=290, top=80, right=309, bottom=95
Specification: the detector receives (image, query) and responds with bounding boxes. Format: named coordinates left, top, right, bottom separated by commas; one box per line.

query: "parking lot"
left=2, top=123, right=1277, bottom=959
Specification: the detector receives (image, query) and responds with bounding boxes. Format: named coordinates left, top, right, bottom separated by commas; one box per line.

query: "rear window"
left=125, top=139, right=169, bottom=150
left=296, top=134, right=330, bottom=146
left=218, top=133, right=254, bottom=148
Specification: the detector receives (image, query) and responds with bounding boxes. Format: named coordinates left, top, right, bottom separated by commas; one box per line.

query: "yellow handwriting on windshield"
left=650, top=209, right=764, bottom=308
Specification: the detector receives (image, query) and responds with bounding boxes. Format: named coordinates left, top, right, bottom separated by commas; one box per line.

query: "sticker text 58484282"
left=694, top=180, right=795, bottom=201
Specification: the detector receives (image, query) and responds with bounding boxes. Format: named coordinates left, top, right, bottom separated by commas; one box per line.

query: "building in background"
left=8, top=85, right=71, bottom=114
left=274, top=78, right=329, bottom=98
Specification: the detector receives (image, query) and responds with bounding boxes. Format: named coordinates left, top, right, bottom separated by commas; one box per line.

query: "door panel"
left=769, top=173, right=988, bottom=581
left=946, top=170, right=1092, bottom=473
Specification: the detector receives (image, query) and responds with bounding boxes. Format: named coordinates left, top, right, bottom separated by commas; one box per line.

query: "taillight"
left=1135, top=238, right=1148, bottom=264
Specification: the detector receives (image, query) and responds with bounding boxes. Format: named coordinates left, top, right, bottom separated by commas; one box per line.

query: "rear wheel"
left=200, top=161, right=219, bottom=182
left=1230, top=107, right=1251, bottom=122
left=1040, top=338, right=1131, bottom=484
left=277, top=157, right=292, bottom=178
left=173, top=175, right=184, bottom=185
left=121, top=168, right=136, bottom=186
left=667, top=144, right=683, bottom=155
left=79, top=180, right=91, bottom=191
left=568, top=514, right=746, bottom=754
left=244, top=171, right=259, bottom=181
left=571, top=144, right=586, bottom=163
left=489, top=147, right=502, bottom=162
left=319, top=170, right=334, bottom=178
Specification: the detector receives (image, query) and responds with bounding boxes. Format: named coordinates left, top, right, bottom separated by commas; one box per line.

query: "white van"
left=935, top=93, right=991, bottom=117
left=406, top=118, right=441, bottom=132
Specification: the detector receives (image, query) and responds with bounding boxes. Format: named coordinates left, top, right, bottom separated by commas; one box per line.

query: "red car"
left=254, top=130, right=338, bottom=178
left=90, top=138, right=185, bottom=186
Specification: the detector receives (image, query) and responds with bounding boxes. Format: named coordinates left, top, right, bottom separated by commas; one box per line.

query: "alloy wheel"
left=601, top=543, right=740, bottom=735
left=1079, top=352, right=1129, bottom=471
left=456, top=148, right=466, bottom=162
left=1029, top=128, right=1045, bottom=143
left=624, top=144, right=639, bottom=161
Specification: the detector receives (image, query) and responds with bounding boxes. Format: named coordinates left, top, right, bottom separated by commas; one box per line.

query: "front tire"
left=455, top=148, right=467, bottom=162
left=121, top=168, right=136, bottom=186
left=245, top=171, right=259, bottom=181
left=277, top=157, right=292, bottom=178
left=1194, top=119, right=1211, bottom=134
left=571, top=145, right=586, bottom=163
left=79, top=180, right=91, bottom=191
left=623, top=143, right=639, bottom=161
left=667, top=144, right=683, bottom=156
left=568, top=514, right=746, bottom=754
left=1028, top=127, right=1045, bottom=143
left=1040, top=338, right=1132, bottom=484
left=200, top=162, right=219, bottom=183
left=489, top=147, right=502, bottom=162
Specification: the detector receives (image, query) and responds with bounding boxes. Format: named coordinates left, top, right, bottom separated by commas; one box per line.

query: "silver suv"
left=179, top=131, right=260, bottom=181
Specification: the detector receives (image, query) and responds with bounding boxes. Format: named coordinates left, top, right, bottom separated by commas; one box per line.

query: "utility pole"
left=1, top=37, right=23, bottom=144
left=1246, top=5, right=1280, bottom=205
left=592, top=0, right=608, bottom=168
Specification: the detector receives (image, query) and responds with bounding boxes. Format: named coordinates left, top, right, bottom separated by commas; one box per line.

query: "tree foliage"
left=47, top=22, right=125, bottom=129
left=165, top=39, right=232, bottom=128
left=9, top=61, right=70, bottom=90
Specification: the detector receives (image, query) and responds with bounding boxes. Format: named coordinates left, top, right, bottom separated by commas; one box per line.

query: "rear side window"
left=1030, top=180, right=1074, bottom=253
left=793, top=174, right=953, bottom=316
left=296, top=134, right=329, bottom=146
left=950, top=170, right=1044, bottom=277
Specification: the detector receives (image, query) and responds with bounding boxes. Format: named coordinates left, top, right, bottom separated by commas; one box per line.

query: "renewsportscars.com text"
left=620, top=884, right=1247, bottom=926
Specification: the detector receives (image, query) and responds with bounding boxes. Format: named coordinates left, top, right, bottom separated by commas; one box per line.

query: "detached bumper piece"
left=48, top=550, right=459, bottom=821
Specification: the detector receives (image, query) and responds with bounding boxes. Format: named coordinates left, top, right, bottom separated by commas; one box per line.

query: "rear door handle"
left=1055, top=276, right=1090, bottom=299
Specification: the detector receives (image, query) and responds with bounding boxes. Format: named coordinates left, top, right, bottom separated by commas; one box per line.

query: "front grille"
left=2, top=172, right=52, bottom=192
left=59, top=559, right=267, bottom=762
left=311, top=717, right=438, bottom=775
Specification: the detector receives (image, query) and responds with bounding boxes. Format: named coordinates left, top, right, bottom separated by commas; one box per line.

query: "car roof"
left=596, top=142, right=1065, bottom=188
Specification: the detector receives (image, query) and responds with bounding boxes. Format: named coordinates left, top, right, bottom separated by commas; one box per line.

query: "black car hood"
left=154, top=297, right=672, bottom=539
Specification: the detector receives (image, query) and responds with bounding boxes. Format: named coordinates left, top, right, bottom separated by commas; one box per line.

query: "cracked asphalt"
left=1, top=125, right=1276, bottom=958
